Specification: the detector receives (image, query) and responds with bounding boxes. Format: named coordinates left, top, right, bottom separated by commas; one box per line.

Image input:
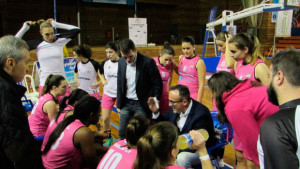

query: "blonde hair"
left=40, top=21, right=53, bottom=30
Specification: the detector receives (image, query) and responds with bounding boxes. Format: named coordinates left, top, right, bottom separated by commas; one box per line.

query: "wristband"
left=199, top=154, right=210, bottom=161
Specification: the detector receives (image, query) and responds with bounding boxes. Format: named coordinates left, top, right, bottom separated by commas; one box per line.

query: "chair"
left=22, top=74, right=39, bottom=104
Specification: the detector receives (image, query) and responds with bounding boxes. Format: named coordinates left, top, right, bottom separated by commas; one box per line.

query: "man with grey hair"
left=0, top=35, right=44, bottom=168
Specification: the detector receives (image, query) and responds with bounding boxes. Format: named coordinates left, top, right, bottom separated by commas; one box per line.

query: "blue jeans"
left=119, top=99, right=146, bottom=139
left=177, top=151, right=201, bottom=169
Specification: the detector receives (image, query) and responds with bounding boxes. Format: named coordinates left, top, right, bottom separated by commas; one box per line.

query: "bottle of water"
left=177, top=129, right=209, bottom=150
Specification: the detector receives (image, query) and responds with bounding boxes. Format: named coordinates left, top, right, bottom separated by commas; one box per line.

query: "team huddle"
left=0, top=19, right=300, bottom=169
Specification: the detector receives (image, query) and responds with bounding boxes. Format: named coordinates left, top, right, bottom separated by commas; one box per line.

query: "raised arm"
left=225, top=34, right=236, bottom=69
left=15, top=21, right=31, bottom=38
left=50, top=19, right=80, bottom=39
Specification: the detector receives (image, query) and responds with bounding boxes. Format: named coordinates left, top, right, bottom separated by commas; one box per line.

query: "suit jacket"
left=155, top=99, right=216, bottom=150
left=117, top=52, right=163, bottom=117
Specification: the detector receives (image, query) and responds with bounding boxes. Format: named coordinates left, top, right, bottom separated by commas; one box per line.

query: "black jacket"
left=117, top=52, right=163, bottom=117
left=153, top=99, right=216, bottom=151
left=0, top=68, right=44, bottom=169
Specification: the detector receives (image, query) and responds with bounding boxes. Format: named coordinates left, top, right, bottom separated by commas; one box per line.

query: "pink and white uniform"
left=154, top=57, right=173, bottom=114
left=42, top=119, right=85, bottom=169
left=178, top=55, right=201, bottom=100
left=41, top=105, right=74, bottom=151
left=212, top=53, right=235, bottom=110
left=216, top=53, right=235, bottom=75
left=97, top=140, right=137, bottom=169
left=28, top=93, right=55, bottom=137
left=233, top=58, right=266, bottom=155
left=235, top=59, right=264, bottom=82
left=222, top=80, right=278, bottom=165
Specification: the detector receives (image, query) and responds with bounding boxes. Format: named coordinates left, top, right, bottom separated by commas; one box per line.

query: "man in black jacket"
left=148, top=84, right=216, bottom=168
left=0, top=35, right=44, bottom=169
left=117, top=38, right=162, bottom=139
left=258, top=48, right=300, bottom=169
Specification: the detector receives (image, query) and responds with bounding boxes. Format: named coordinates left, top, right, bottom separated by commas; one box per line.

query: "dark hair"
left=118, top=38, right=136, bottom=54
left=271, top=48, right=300, bottom=86
left=105, top=42, right=119, bottom=52
left=125, top=115, right=149, bottom=147
left=42, top=74, right=65, bottom=96
left=170, top=85, right=191, bottom=102
left=161, top=42, right=175, bottom=56
left=207, top=71, right=261, bottom=123
left=56, top=89, right=89, bottom=122
left=182, top=36, right=195, bottom=45
left=72, top=44, right=92, bottom=59
left=216, top=31, right=229, bottom=42
left=229, top=33, right=264, bottom=65
left=43, top=96, right=100, bottom=155
left=134, top=122, right=178, bottom=169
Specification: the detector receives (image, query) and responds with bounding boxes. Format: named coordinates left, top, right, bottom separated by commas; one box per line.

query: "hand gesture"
left=47, top=18, right=54, bottom=24
left=225, top=34, right=232, bottom=44
left=24, top=21, right=32, bottom=26
left=189, top=130, right=206, bottom=150
left=148, top=97, right=159, bottom=114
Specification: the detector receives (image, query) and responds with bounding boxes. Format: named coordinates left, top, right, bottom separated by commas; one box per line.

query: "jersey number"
left=99, top=149, right=122, bottom=169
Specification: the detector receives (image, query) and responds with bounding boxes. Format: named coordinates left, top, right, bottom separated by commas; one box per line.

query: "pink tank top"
left=42, top=119, right=85, bottom=169
left=41, top=105, right=73, bottom=152
left=216, top=53, right=235, bottom=75
left=28, top=93, right=55, bottom=137
left=154, top=57, right=173, bottom=94
left=178, top=55, right=201, bottom=100
left=97, top=140, right=137, bottom=169
left=235, top=59, right=264, bottom=83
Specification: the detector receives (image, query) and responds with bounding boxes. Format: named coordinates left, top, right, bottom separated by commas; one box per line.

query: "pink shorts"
left=39, top=85, right=71, bottom=103
left=90, top=92, right=100, bottom=100
left=101, top=93, right=117, bottom=110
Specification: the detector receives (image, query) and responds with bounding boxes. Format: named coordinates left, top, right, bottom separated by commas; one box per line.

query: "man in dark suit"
left=148, top=84, right=216, bottom=168
left=117, top=38, right=162, bottom=139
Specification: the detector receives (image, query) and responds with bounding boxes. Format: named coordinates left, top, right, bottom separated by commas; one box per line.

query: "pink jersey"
left=154, top=57, right=173, bottom=113
left=28, top=93, right=55, bottom=137
left=216, top=53, right=235, bottom=75
left=154, top=57, right=173, bottom=94
left=42, top=119, right=85, bottom=169
left=97, top=140, right=137, bottom=169
left=178, top=55, right=201, bottom=100
left=41, top=105, right=73, bottom=151
left=222, top=80, right=279, bottom=165
left=235, top=59, right=264, bottom=83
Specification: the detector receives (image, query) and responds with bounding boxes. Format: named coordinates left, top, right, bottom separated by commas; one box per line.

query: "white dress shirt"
left=152, top=100, right=193, bottom=132
left=126, top=53, right=138, bottom=100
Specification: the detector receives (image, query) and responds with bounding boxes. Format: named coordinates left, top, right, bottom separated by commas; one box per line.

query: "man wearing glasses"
left=149, top=84, right=216, bottom=168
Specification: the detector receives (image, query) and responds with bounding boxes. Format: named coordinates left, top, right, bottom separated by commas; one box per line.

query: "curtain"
left=241, top=0, right=263, bottom=28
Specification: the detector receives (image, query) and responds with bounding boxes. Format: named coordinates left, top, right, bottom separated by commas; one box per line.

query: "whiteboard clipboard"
left=128, top=18, right=148, bottom=46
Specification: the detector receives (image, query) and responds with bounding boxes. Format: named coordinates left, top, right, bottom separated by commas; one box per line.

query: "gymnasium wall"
left=0, top=0, right=275, bottom=46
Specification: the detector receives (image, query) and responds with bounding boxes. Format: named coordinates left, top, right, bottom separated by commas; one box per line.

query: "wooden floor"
left=96, top=71, right=236, bottom=167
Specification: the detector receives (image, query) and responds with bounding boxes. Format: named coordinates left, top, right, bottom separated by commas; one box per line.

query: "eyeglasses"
left=169, top=99, right=183, bottom=105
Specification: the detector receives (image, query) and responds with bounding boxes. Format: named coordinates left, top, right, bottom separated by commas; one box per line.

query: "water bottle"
left=177, top=129, right=209, bottom=150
